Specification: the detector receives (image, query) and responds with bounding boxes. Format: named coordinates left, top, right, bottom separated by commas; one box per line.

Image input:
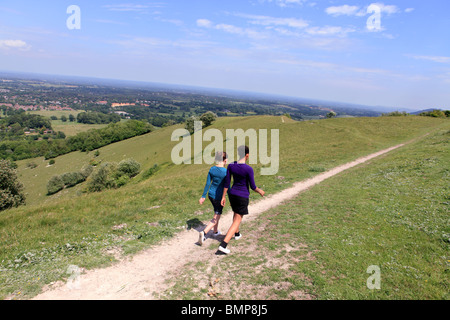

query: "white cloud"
left=306, top=26, right=356, bottom=37
left=260, top=0, right=308, bottom=7
left=373, top=3, right=400, bottom=15
left=197, top=18, right=267, bottom=40
left=326, top=3, right=401, bottom=17
left=102, top=3, right=164, bottom=13
left=405, top=8, right=415, bottom=13
left=236, top=14, right=309, bottom=29
left=410, top=55, right=450, bottom=64
left=196, top=19, right=212, bottom=28
left=325, top=5, right=362, bottom=17
left=0, top=39, right=29, bottom=50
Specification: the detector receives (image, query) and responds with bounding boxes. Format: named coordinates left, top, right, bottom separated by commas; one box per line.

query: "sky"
left=0, top=1, right=449, bottom=111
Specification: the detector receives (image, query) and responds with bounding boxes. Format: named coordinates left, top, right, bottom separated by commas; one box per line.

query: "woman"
left=218, top=145, right=265, bottom=254
left=198, top=151, right=228, bottom=245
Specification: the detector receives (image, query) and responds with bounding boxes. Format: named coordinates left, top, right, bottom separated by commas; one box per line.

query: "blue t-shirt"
left=201, top=166, right=228, bottom=201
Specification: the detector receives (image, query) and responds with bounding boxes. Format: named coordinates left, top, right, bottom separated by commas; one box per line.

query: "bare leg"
left=203, top=214, right=221, bottom=235
left=223, top=213, right=243, bottom=244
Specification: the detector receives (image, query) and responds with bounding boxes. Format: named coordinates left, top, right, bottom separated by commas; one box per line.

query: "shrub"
left=0, top=160, right=25, bottom=211
left=46, top=165, right=94, bottom=196
left=86, top=159, right=141, bottom=192
left=86, top=163, right=115, bottom=192
left=80, top=165, right=94, bottom=179
left=47, top=175, right=65, bottom=195
left=60, top=172, right=85, bottom=187
left=118, top=158, right=141, bottom=178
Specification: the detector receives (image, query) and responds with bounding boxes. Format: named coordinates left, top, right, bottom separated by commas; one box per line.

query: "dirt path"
left=33, top=143, right=405, bottom=300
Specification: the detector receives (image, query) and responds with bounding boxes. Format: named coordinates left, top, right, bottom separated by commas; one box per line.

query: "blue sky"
left=0, top=1, right=449, bottom=110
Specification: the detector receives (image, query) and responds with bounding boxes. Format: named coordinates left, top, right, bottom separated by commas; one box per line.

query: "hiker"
left=218, top=145, right=265, bottom=254
left=198, top=151, right=228, bottom=246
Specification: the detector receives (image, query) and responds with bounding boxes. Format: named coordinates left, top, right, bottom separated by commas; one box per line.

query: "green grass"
left=0, top=115, right=448, bottom=299
left=161, top=126, right=449, bottom=300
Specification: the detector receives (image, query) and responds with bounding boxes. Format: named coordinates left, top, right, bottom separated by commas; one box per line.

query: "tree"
left=326, top=112, right=337, bottom=118
left=0, top=160, right=26, bottom=211
left=199, top=111, right=217, bottom=128
left=185, top=116, right=199, bottom=135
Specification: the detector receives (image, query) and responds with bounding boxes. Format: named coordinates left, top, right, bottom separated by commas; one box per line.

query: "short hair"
left=215, top=151, right=228, bottom=163
left=237, top=145, right=249, bottom=160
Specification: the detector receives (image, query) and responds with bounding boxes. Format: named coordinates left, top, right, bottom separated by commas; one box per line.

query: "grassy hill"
left=1, top=115, right=448, bottom=299
left=163, top=125, right=449, bottom=300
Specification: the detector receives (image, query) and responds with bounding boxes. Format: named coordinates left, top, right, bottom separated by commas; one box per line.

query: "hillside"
left=1, top=115, right=449, bottom=299
left=163, top=125, right=449, bottom=300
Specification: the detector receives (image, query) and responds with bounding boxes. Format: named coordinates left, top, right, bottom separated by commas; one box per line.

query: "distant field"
left=26, top=110, right=109, bottom=136
left=26, top=110, right=81, bottom=119
left=0, top=115, right=448, bottom=299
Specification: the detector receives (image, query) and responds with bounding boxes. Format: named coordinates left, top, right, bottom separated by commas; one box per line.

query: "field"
left=26, top=110, right=109, bottom=137
left=0, top=115, right=448, bottom=299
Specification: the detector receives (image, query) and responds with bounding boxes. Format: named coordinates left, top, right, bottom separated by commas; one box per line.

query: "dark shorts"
left=228, top=193, right=249, bottom=216
left=208, top=196, right=224, bottom=215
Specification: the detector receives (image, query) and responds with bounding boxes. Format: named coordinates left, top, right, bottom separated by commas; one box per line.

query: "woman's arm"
left=199, top=170, right=212, bottom=204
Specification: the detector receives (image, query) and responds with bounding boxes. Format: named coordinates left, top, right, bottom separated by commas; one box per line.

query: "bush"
left=60, top=172, right=85, bottom=187
left=86, top=159, right=141, bottom=192
left=47, top=175, right=65, bottom=195
left=80, top=165, right=94, bottom=179
left=118, top=158, right=141, bottom=178
left=382, top=111, right=409, bottom=117
left=0, top=160, right=25, bottom=211
left=86, top=162, right=119, bottom=192
left=46, top=165, right=94, bottom=196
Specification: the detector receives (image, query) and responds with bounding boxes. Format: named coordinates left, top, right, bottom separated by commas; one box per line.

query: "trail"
left=33, top=143, right=406, bottom=300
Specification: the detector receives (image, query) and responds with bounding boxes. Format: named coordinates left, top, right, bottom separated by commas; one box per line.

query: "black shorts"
left=228, top=193, right=249, bottom=216
left=208, top=196, right=224, bottom=215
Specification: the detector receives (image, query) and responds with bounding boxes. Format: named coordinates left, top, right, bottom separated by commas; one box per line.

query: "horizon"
left=0, top=1, right=449, bottom=111
left=0, top=69, right=426, bottom=113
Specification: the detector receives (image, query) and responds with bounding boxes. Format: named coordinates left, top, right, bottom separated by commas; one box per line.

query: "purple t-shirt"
left=224, top=162, right=257, bottom=199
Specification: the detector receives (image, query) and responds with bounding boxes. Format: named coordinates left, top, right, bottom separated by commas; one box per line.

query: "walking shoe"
left=213, top=231, right=221, bottom=237
left=234, top=233, right=242, bottom=240
left=198, top=231, right=206, bottom=246
left=218, top=246, right=230, bottom=254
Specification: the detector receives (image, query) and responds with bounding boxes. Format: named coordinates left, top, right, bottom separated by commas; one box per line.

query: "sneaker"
left=198, top=231, right=206, bottom=246
left=218, top=246, right=230, bottom=254
left=213, top=231, right=221, bottom=237
left=234, top=233, right=242, bottom=240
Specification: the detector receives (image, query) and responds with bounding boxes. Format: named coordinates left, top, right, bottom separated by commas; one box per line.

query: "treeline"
left=0, top=120, right=153, bottom=161
left=77, top=112, right=121, bottom=124
left=119, top=105, right=184, bottom=127
left=418, top=110, right=450, bottom=118
left=382, top=110, right=450, bottom=118
left=0, top=111, right=54, bottom=140
left=1, top=112, right=52, bottom=129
